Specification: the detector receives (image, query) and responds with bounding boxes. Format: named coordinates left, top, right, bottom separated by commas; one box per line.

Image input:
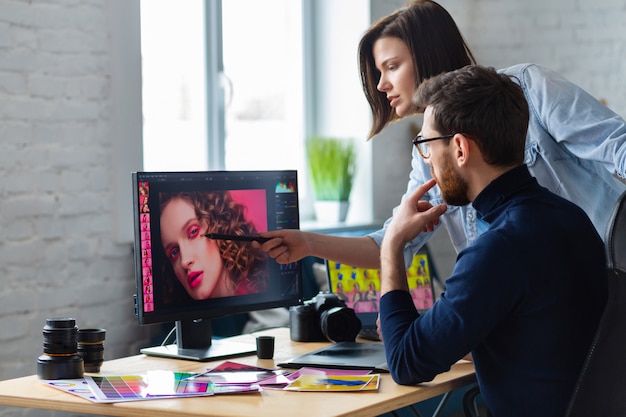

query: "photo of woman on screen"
left=158, top=190, right=269, bottom=303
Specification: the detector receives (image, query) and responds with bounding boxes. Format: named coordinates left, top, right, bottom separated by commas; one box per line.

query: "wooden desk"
left=0, top=328, right=475, bottom=417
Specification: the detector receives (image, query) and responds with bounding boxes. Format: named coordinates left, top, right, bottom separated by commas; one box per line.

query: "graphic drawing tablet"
left=277, top=342, right=388, bottom=373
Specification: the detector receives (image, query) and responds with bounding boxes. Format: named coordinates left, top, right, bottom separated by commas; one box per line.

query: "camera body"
left=289, top=292, right=361, bottom=342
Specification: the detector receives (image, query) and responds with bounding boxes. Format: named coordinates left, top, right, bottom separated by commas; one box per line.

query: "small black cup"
left=256, top=336, right=275, bottom=359
left=78, top=328, right=106, bottom=373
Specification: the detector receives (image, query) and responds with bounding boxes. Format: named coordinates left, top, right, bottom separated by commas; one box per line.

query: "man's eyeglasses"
left=412, top=133, right=455, bottom=159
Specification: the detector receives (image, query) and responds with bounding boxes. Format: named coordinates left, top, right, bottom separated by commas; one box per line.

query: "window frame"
left=204, top=0, right=226, bottom=170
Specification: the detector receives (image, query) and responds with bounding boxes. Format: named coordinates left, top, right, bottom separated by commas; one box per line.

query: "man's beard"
left=432, top=154, right=470, bottom=207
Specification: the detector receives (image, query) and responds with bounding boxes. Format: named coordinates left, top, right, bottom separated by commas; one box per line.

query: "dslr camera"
left=289, top=292, right=361, bottom=343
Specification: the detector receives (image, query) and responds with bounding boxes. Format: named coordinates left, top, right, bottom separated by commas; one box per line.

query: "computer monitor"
left=326, top=251, right=436, bottom=341
left=132, top=170, right=302, bottom=361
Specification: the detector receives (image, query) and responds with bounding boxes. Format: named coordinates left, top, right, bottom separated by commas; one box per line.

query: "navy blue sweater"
left=380, top=165, right=607, bottom=417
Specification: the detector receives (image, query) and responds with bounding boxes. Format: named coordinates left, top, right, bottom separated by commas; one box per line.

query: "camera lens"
left=43, top=318, right=79, bottom=355
left=36, top=317, right=84, bottom=380
left=320, top=307, right=362, bottom=343
left=78, top=328, right=106, bottom=373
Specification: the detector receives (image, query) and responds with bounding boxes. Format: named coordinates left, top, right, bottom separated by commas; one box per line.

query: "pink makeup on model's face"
left=373, top=36, right=417, bottom=118
left=160, top=197, right=230, bottom=299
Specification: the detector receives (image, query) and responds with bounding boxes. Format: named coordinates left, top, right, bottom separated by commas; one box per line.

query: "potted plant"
left=306, top=136, right=356, bottom=222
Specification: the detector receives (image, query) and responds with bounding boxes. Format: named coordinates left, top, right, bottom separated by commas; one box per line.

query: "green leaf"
left=306, top=136, right=356, bottom=201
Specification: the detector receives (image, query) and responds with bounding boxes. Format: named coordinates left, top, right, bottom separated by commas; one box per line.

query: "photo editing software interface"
left=132, top=170, right=301, bottom=360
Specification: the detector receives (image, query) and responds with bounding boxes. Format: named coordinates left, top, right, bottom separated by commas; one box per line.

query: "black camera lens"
left=42, top=318, right=78, bottom=355
left=37, top=317, right=84, bottom=380
left=78, top=328, right=106, bottom=373
left=320, top=306, right=362, bottom=343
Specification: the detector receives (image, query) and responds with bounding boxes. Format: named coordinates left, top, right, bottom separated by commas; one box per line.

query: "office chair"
left=463, top=191, right=626, bottom=417
left=564, top=190, right=626, bottom=417
left=462, top=385, right=482, bottom=417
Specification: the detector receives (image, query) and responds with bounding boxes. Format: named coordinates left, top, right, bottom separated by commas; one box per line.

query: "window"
left=140, top=1, right=208, bottom=171
left=140, top=0, right=305, bottom=176
left=221, top=1, right=305, bottom=172
left=140, top=1, right=376, bottom=226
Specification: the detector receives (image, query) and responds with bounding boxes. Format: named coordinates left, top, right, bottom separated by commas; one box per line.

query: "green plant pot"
left=306, top=137, right=356, bottom=202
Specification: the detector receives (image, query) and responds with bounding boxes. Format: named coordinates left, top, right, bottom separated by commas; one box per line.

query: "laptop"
left=277, top=251, right=436, bottom=373
left=326, top=251, right=437, bottom=341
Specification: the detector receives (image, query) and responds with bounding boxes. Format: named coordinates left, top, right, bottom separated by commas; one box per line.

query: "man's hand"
left=380, top=179, right=447, bottom=296
left=386, top=179, right=448, bottom=247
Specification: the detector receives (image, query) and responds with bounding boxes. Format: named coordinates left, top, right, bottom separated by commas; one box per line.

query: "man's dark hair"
left=413, top=65, right=529, bottom=167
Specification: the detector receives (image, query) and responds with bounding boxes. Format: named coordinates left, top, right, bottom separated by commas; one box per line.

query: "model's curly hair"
left=159, top=191, right=268, bottom=305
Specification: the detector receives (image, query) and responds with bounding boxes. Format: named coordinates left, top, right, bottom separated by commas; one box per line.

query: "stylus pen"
left=204, top=233, right=271, bottom=243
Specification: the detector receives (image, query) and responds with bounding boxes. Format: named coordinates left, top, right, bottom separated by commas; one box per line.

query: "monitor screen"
left=326, top=252, right=435, bottom=314
left=132, top=170, right=302, bottom=361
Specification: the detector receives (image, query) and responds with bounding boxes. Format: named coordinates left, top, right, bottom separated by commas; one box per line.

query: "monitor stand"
left=140, top=319, right=256, bottom=362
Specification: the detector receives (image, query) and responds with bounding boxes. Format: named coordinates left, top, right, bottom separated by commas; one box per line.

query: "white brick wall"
left=0, top=0, right=624, bottom=415
left=0, top=4, right=153, bottom=417
left=444, top=0, right=626, bottom=116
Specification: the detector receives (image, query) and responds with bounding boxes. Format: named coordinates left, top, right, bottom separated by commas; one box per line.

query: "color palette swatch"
left=42, top=372, right=215, bottom=403
left=43, top=379, right=100, bottom=402
left=85, top=371, right=213, bottom=401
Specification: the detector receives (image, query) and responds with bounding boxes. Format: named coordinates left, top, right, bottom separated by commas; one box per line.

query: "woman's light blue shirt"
left=369, top=63, right=626, bottom=263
